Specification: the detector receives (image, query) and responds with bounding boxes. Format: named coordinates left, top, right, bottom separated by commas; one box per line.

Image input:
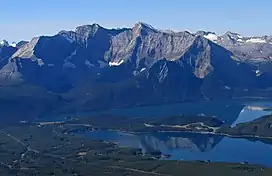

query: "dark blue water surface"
left=40, top=99, right=272, bottom=166
left=85, top=130, right=272, bottom=167
left=80, top=100, right=272, bottom=166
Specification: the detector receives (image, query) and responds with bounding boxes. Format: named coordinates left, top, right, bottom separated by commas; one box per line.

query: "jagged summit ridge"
left=4, top=22, right=272, bottom=70
left=0, top=22, right=271, bottom=105
left=197, top=30, right=271, bottom=44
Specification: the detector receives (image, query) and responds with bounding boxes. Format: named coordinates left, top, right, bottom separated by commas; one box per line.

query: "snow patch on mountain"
left=140, top=68, right=146, bottom=72
left=0, top=39, right=9, bottom=46
left=109, top=60, right=124, bottom=66
left=0, top=39, right=17, bottom=47
left=10, top=42, right=17, bottom=47
left=237, top=34, right=243, bottom=39
left=255, top=70, right=262, bottom=76
left=203, top=33, right=218, bottom=42
left=135, top=22, right=158, bottom=32
left=246, top=38, right=266, bottom=43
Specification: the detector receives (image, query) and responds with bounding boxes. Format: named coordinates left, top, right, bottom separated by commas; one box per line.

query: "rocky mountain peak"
left=133, top=22, right=158, bottom=36
left=1, top=22, right=272, bottom=108
left=0, top=39, right=19, bottom=48
left=196, top=31, right=219, bottom=43
left=225, top=31, right=242, bottom=37
left=223, top=31, right=243, bottom=41
left=0, top=39, right=10, bottom=47
left=135, top=22, right=157, bottom=30
left=16, top=41, right=29, bottom=48
left=12, top=37, right=40, bottom=59
left=196, top=31, right=216, bottom=36
left=74, top=23, right=104, bottom=37
left=0, top=43, right=18, bottom=69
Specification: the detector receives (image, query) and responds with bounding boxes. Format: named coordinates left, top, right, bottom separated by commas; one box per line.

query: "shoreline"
left=40, top=97, right=272, bottom=119
left=106, top=128, right=272, bottom=141
left=31, top=120, right=272, bottom=141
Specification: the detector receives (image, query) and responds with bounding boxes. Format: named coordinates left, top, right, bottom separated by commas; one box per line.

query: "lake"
left=84, top=130, right=272, bottom=167
left=40, top=99, right=272, bottom=166
left=40, top=99, right=272, bottom=125
left=79, top=99, right=272, bottom=167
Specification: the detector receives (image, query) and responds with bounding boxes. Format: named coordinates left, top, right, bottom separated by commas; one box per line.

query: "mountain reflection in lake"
left=39, top=99, right=272, bottom=166
left=82, top=100, right=272, bottom=167
left=85, top=130, right=272, bottom=167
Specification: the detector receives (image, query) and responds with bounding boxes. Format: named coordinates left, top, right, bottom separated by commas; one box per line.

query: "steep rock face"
left=0, top=39, right=9, bottom=46
left=1, top=25, right=127, bottom=91
left=219, top=34, right=272, bottom=89
left=219, top=34, right=272, bottom=64
left=0, top=45, right=17, bottom=69
left=0, top=23, right=199, bottom=92
left=181, top=36, right=213, bottom=78
left=0, top=35, right=78, bottom=91
left=108, top=23, right=196, bottom=70
left=198, top=31, right=272, bottom=64
left=197, top=31, right=272, bottom=90
left=1, top=23, right=272, bottom=112
left=172, top=36, right=257, bottom=89
left=145, top=59, right=202, bottom=102
left=0, top=45, right=18, bottom=85
left=59, top=24, right=128, bottom=65
left=16, top=41, right=29, bottom=48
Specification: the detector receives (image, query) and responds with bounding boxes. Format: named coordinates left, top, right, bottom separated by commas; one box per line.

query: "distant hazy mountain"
left=1, top=22, right=272, bottom=117
left=199, top=31, right=272, bottom=63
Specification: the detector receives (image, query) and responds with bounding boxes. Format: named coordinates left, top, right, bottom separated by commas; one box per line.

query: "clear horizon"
left=1, top=0, right=272, bottom=42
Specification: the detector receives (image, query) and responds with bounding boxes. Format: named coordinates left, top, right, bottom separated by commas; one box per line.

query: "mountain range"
left=1, top=22, right=272, bottom=118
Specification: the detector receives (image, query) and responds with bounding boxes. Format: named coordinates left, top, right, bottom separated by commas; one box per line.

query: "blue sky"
left=1, top=0, right=272, bottom=41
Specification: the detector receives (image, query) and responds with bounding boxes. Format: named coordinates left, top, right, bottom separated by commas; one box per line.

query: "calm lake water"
left=42, top=99, right=272, bottom=166
left=81, top=99, right=272, bottom=166
left=85, top=130, right=272, bottom=167
left=232, top=101, right=272, bottom=126
left=41, top=99, right=272, bottom=125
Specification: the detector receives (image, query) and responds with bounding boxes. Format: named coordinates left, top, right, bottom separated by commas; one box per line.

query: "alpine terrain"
left=1, top=22, right=272, bottom=119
